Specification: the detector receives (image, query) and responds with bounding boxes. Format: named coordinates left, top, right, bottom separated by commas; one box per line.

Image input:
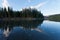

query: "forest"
left=0, top=7, right=44, bottom=19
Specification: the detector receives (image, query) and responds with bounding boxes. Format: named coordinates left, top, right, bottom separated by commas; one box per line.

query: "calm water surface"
left=38, top=20, right=60, bottom=40
left=0, top=20, right=60, bottom=40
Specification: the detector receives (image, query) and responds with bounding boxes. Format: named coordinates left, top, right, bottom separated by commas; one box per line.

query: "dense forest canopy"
left=0, top=7, right=44, bottom=19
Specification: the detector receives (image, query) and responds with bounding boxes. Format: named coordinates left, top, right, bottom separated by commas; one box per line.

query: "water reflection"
left=3, top=27, right=10, bottom=37
left=3, top=25, right=14, bottom=37
left=0, top=20, right=50, bottom=40
left=0, top=20, right=43, bottom=29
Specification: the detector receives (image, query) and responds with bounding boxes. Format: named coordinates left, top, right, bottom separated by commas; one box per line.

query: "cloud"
left=30, top=1, right=48, bottom=9
left=2, top=0, right=10, bottom=11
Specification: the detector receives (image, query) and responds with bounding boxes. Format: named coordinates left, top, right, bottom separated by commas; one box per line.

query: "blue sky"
left=0, top=0, right=60, bottom=16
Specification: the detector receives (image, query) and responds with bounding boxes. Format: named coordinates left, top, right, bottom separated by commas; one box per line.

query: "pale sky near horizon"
left=0, top=0, right=60, bottom=16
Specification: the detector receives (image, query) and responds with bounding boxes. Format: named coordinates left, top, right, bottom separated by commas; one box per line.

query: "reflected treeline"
left=0, top=19, right=43, bottom=29
left=0, top=19, right=44, bottom=38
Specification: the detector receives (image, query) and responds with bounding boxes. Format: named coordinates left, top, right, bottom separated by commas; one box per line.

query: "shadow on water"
left=0, top=19, right=43, bottom=29
left=0, top=19, right=53, bottom=40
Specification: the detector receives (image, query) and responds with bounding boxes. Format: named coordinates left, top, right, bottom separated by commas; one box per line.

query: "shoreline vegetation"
left=0, top=7, right=44, bottom=21
left=0, top=18, right=44, bottom=21
left=47, top=14, right=60, bottom=22
left=0, top=7, right=44, bottom=28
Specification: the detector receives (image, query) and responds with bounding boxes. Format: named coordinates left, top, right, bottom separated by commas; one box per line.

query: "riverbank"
left=0, top=18, right=44, bottom=21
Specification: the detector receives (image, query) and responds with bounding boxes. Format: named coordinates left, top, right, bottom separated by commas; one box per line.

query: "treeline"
left=48, top=14, right=60, bottom=21
left=0, top=7, right=44, bottom=19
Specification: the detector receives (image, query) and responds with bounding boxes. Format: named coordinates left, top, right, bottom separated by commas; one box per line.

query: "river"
left=0, top=20, right=60, bottom=40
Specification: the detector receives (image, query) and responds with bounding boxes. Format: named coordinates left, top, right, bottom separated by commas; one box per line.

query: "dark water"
left=0, top=20, right=60, bottom=40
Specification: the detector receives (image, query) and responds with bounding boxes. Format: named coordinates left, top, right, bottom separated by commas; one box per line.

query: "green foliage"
left=0, top=7, right=44, bottom=19
left=21, top=8, right=44, bottom=18
left=48, top=14, right=60, bottom=21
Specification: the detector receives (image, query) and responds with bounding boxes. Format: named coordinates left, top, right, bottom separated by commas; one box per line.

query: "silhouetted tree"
left=8, top=7, right=13, bottom=17
left=0, top=7, right=44, bottom=20
left=21, top=8, right=44, bottom=19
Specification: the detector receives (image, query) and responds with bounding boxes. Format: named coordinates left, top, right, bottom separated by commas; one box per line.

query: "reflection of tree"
left=19, top=20, right=43, bottom=29
left=0, top=19, right=43, bottom=38
left=0, top=19, right=43, bottom=29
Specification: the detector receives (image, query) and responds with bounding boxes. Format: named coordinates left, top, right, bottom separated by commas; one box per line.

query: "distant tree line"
left=48, top=14, right=60, bottom=21
left=0, top=7, right=44, bottom=19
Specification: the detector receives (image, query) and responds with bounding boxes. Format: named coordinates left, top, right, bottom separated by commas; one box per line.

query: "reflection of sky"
left=0, top=29, right=2, bottom=34
left=3, top=27, right=10, bottom=37
left=7, top=27, right=52, bottom=40
left=0, top=0, right=60, bottom=16
left=38, top=20, right=60, bottom=40
left=40, top=20, right=60, bottom=31
left=0, top=20, right=60, bottom=40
